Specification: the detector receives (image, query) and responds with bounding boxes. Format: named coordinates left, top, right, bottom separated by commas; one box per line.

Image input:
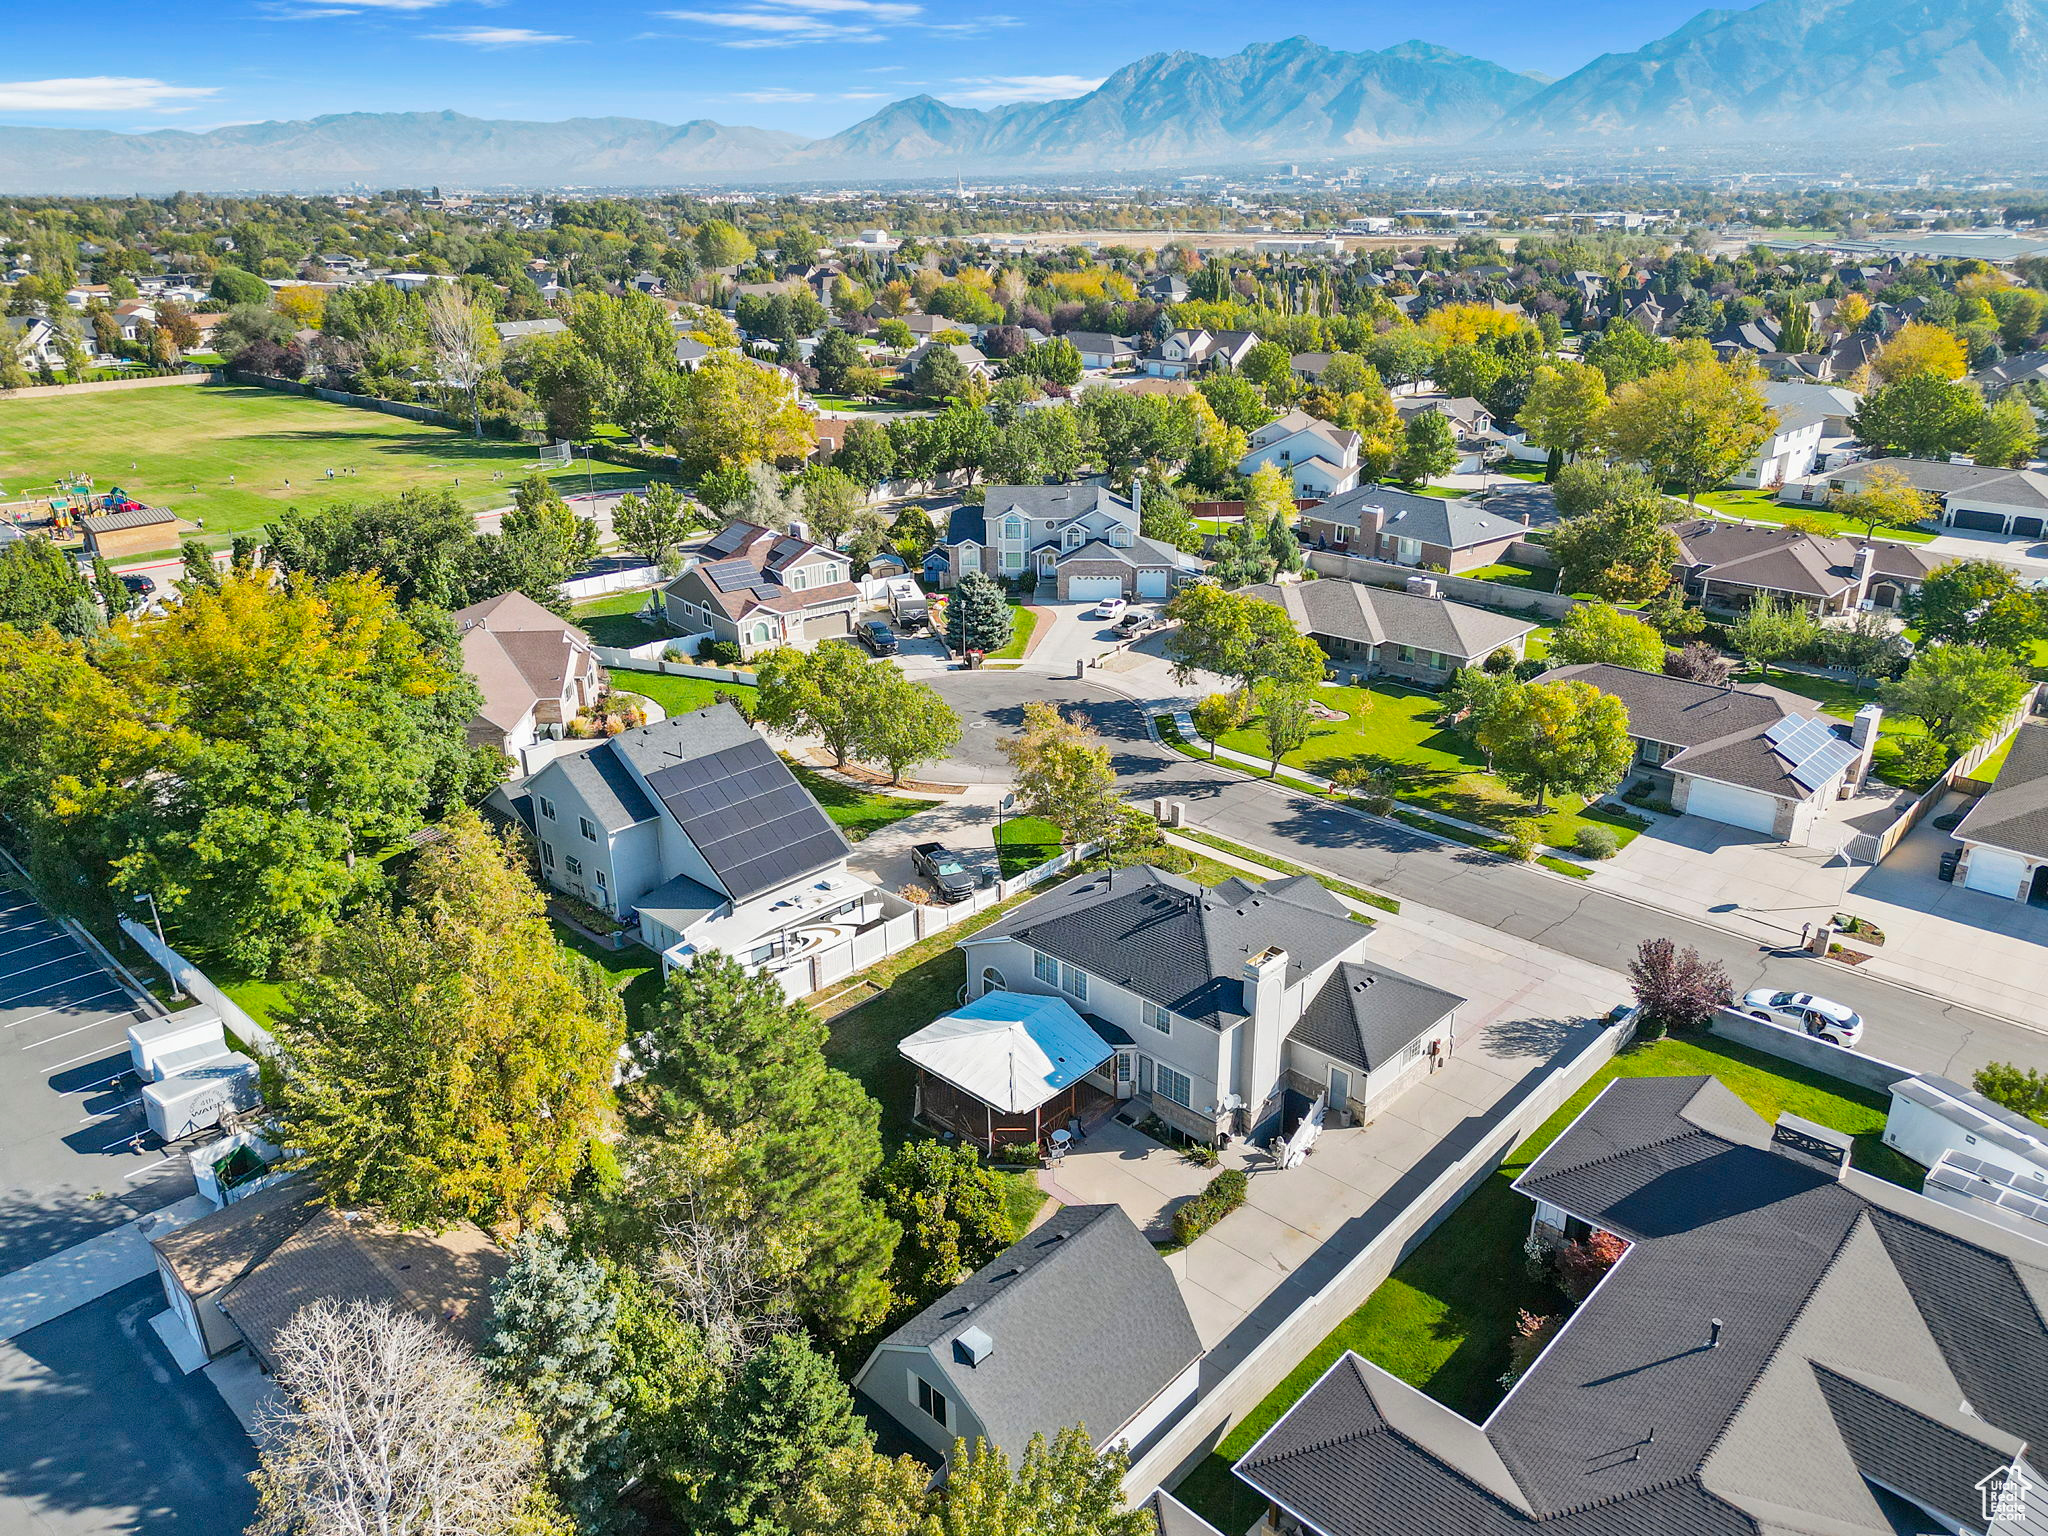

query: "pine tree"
left=684, top=1332, right=867, bottom=1536
left=945, top=570, right=1013, bottom=656
left=483, top=1232, right=623, bottom=1497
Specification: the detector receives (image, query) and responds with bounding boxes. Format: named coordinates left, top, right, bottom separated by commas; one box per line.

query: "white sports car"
left=1739, top=989, right=1864, bottom=1048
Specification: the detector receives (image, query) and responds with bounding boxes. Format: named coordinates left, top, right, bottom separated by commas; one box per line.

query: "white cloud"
left=942, top=73, right=1101, bottom=104
left=735, top=87, right=818, bottom=101
left=751, top=0, right=922, bottom=16
left=428, top=24, right=574, bottom=44
left=657, top=7, right=889, bottom=44
left=0, top=76, right=221, bottom=112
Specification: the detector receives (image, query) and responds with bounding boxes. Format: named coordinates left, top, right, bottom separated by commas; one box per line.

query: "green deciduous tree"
left=1726, top=592, right=1818, bottom=674
left=1191, top=691, right=1249, bottom=758
left=1827, top=464, right=1933, bottom=537
left=1519, top=360, right=1609, bottom=464
left=1255, top=677, right=1317, bottom=777
left=810, top=327, right=863, bottom=396
left=873, top=1141, right=1014, bottom=1311
left=1240, top=462, right=1295, bottom=532
left=1973, top=1061, right=2048, bottom=1127
left=945, top=570, right=1014, bottom=656
left=682, top=1332, right=865, bottom=1536
left=833, top=420, right=899, bottom=490
left=866, top=667, right=963, bottom=783
left=208, top=265, right=270, bottom=306
left=612, top=482, right=698, bottom=570
left=999, top=700, right=1123, bottom=848
left=265, top=488, right=478, bottom=608
left=1395, top=408, right=1459, bottom=486
left=1475, top=678, right=1633, bottom=811
left=1163, top=584, right=1326, bottom=695
left=1882, top=644, right=2032, bottom=751
left=1849, top=372, right=1986, bottom=459
left=1582, top=320, right=1669, bottom=390
left=1548, top=602, right=1667, bottom=671
left=636, top=952, right=896, bottom=1336
left=909, top=344, right=971, bottom=403
left=1591, top=355, right=1777, bottom=504
left=0, top=534, right=98, bottom=636
left=1546, top=499, right=1680, bottom=604
left=669, top=352, right=815, bottom=476
left=1974, top=392, right=2040, bottom=468
left=694, top=219, right=756, bottom=269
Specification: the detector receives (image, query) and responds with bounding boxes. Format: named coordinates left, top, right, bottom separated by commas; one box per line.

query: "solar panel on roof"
left=1789, top=737, right=1860, bottom=792
left=643, top=739, right=848, bottom=903
left=1764, top=716, right=1804, bottom=747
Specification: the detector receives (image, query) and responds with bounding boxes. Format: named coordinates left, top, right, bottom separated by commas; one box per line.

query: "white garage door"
left=1135, top=569, right=1169, bottom=599
left=1066, top=575, right=1125, bottom=602
left=1963, top=846, right=2030, bottom=900
left=1684, top=777, right=1780, bottom=835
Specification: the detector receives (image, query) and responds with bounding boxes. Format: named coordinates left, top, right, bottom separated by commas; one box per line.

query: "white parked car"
left=1092, top=597, right=1128, bottom=620
left=1739, top=989, right=1864, bottom=1048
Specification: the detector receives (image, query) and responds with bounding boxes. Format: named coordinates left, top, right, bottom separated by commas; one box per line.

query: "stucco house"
left=514, top=703, right=887, bottom=973
left=1142, top=327, right=1260, bottom=379
left=661, top=520, right=859, bottom=659
left=1950, top=722, right=2048, bottom=902
left=1296, top=485, right=1528, bottom=574
left=1066, top=331, right=1138, bottom=371
left=1539, top=663, right=1877, bottom=842
left=1785, top=457, right=2048, bottom=540
left=949, top=865, right=1462, bottom=1147
left=1730, top=381, right=1860, bottom=489
left=930, top=483, right=1194, bottom=601
left=1229, top=1074, right=2048, bottom=1536
left=851, top=1204, right=1201, bottom=1468
left=1240, top=410, right=1363, bottom=498
left=1669, top=520, right=1942, bottom=616
left=1243, top=577, right=1539, bottom=684
left=452, top=591, right=605, bottom=767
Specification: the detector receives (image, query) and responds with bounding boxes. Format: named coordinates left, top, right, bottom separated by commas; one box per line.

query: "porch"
left=911, top=1069, right=1118, bottom=1155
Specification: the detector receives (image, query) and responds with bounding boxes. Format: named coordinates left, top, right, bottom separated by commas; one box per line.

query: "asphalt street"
left=926, top=671, right=2048, bottom=1082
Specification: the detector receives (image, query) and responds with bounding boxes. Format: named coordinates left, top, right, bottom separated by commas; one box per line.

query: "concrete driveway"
left=1019, top=600, right=1145, bottom=676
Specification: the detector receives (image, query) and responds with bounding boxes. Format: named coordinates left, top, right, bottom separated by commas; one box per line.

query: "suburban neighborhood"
left=1, top=56, right=2048, bottom=1536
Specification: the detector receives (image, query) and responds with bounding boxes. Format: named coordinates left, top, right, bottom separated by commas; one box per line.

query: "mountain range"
left=5, top=0, right=2048, bottom=193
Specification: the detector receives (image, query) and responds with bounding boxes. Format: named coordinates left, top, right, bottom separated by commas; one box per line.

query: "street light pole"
left=134, top=893, right=183, bottom=1000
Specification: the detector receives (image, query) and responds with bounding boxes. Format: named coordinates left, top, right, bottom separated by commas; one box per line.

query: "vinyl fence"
left=561, top=562, right=663, bottom=601
left=117, top=916, right=274, bottom=1056
left=0, top=368, right=216, bottom=401
left=595, top=646, right=750, bottom=684
left=1124, top=1012, right=1635, bottom=1501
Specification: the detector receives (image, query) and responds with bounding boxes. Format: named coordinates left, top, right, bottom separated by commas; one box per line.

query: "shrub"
left=1554, top=1230, right=1629, bottom=1302
left=987, top=1139, right=1042, bottom=1166
left=1503, top=817, right=1543, bottom=862
left=1182, top=1143, right=1220, bottom=1168
left=1501, top=1309, right=1561, bottom=1389
left=1574, top=824, right=1621, bottom=860
left=1171, top=1167, right=1249, bottom=1245
left=698, top=638, right=743, bottom=667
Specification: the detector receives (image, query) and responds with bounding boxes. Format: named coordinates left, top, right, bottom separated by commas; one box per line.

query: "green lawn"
left=0, top=384, right=657, bottom=554
left=609, top=671, right=756, bottom=719
left=806, top=394, right=912, bottom=414
left=573, top=591, right=668, bottom=649
left=1966, top=733, right=2016, bottom=784
left=995, top=814, right=1065, bottom=878
left=1732, top=667, right=1937, bottom=788
left=1215, top=683, right=1647, bottom=851
left=1460, top=561, right=1558, bottom=593
left=552, top=920, right=663, bottom=1036
left=219, top=974, right=292, bottom=1030
left=1170, top=1034, right=1922, bottom=1531
left=987, top=604, right=1039, bottom=662
left=788, top=764, right=938, bottom=842
left=1687, top=486, right=1937, bottom=544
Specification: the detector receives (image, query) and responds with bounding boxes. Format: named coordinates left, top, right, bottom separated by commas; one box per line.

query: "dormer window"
left=1063, top=526, right=1084, bottom=548
left=1109, top=527, right=1133, bottom=548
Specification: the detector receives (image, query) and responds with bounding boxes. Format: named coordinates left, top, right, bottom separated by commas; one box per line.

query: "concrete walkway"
left=0, top=1192, right=211, bottom=1341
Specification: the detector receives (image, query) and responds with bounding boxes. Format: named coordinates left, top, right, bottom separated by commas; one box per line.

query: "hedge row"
left=1171, top=1167, right=1249, bottom=1245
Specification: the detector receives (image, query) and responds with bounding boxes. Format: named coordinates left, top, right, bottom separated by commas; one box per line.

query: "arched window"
left=750, top=620, right=775, bottom=644
left=981, top=966, right=1006, bottom=995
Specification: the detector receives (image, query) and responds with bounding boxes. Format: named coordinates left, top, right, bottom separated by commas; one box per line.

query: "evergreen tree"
left=0, top=535, right=99, bottom=635
left=945, top=570, right=1013, bottom=655
left=484, top=1232, right=623, bottom=1502
left=683, top=1332, right=867, bottom=1536
left=810, top=327, right=862, bottom=396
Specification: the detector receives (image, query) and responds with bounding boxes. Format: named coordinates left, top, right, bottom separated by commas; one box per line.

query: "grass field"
left=0, top=384, right=655, bottom=555
left=1687, top=486, right=1938, bottom=544
left=1170, top=1034, right=1921, bottom=1531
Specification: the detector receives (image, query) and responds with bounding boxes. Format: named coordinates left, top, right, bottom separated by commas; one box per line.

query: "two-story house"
left=515, top=703, right=886, bottom=975
left=1394, top=395, right=1499, bottom=473
left=928, top=866, right=1462, bottom=1148
left=1296, top=485, right=1528, bottom=574
left=930, top=484, right=1194, bottom=601
left=1728, top=381, right=1854, bottom=489
left=850, top=1204, right=1201, bottom=1469
left=1142, top=328, right=1261, bottom=379
left=452, top=591, right=606, bottom=769
left=1240, top=410, right=1364, bottom=498
left=661, top=521, right=859, bottom=658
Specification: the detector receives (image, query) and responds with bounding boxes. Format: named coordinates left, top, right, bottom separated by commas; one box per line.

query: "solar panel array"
left=644, top=738, right=849, bottom=904
left=1929, top=1150, right=2048, bottom=1236
left=1764, top=714, right=1862, bottom=792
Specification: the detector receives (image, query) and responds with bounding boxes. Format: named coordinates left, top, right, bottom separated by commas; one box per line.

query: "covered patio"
left=900, top=991, right=1118, bottom=1153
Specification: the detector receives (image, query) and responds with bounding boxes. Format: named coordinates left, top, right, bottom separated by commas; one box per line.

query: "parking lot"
left=0, top=889, right=194, bottom=1276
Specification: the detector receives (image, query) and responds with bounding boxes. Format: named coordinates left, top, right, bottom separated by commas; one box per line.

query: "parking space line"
left=0, top=955, right=96, bottom=989
left=123, top=1154, right=176, bottom=1179
left=47, top=1041, right=131, bottom=1071
left=82, top=1095, right=141, bottom=1123
left=0, top=967, right=105, bottom=1004
left=0, top=917, right=57, bottom=938
left=0, top=939, right=84, bottom=969
left=60, top=1068, right=130, bottom=1097
left=24, top=1017, right=127, bottom=1049
left=5, top=988, right=127, bottom=1028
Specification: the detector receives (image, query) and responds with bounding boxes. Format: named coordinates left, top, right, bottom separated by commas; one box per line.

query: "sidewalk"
left=0, top=1193, right=211, bottom=1341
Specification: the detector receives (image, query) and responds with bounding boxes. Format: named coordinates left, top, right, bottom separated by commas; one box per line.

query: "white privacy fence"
left=117, top=916, right=275, bottom=1056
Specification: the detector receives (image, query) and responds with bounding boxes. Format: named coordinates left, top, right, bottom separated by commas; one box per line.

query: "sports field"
left=0, top=383, right=656, bottom=556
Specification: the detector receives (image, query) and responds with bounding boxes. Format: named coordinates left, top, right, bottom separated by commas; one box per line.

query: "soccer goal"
left=537, top=440, right=573, bottom=467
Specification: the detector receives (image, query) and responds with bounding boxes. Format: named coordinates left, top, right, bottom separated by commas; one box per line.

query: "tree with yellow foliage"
left=1422, top=302, right=1534, bottom=347
left=1591, top=354, right=1777, bottom=505
left=1872, top=320, right=1969, bottom=385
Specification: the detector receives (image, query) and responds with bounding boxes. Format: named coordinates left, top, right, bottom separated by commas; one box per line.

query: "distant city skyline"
left=2, top=0, right=1722, bottom=141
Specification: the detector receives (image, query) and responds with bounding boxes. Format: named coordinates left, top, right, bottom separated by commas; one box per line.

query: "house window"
left=1144, top=1001, right=1172, bottom=1035
left=915, top=1377, right=949, bottom=1429
left=1003, top=517, right=1023, bottom=541
left=1033, top=950, right=1059, bottom=985
left=789, top=570, right=806, bottom=591
left=565, top=856, right=583, bottom=878
left=1155, top=1064, right=1192, bottom=1108
left=540, top=842, right=556, bottom=870
left=537, top=795, right=556, bottom=821
left=579, top=817, right=598, bottom=842
left=1109, top=527, right=1132, bottom=548
left=1063, top=527, right=1084, bottom=548
left=594, top=868, right=607, bottom=890
left=1001, top=551, right=1024, bottom=572
left=1060, top=962, right=1088, bottom=1002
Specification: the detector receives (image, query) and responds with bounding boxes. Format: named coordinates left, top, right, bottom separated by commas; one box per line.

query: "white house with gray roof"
left=1786, top=457, right=2048, bottom=540
left=1240, top=410, right=1363, bottom=498
left=513, top=702, right=887, bottom=977
left=930, top=483, right=1197, bottom=601
left=851, top=1204, right=1201, bottom=1467
left=955, top=866, right=1461, bottom=1146
left=1951, top=722, right=2048, bottom=902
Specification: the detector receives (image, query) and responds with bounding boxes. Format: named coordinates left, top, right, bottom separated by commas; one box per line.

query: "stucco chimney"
left=1241, top=946, right=1289, bottom=1022
left=1851, top=543, right=1876, bottom=605
left=1847, top=703, right=1883, bottom=791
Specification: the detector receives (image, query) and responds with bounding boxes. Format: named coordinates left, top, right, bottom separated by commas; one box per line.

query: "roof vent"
left=955, top=1325, right=995, bottom=1367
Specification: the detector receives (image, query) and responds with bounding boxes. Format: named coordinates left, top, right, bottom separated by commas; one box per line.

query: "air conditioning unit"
left=1405, top=576, right=1440, bottom=598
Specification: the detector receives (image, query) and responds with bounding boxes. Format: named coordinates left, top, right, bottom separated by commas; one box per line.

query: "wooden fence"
left=1849, top=691, right=2037, bottom=864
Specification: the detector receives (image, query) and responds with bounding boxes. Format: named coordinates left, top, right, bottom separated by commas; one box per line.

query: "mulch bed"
left=800, top=753, right=966, bottom=795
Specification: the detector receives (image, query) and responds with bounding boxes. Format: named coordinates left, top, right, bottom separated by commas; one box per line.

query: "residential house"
left=903, top=313, right=973, bottom=341
left=150, top=1180, right=505, bottom=1370
left=1950, top=722, right=2048, bottom=902
left=1142, top=328, right=1260, bottom=379
left=1289, top=352, right=1337, bottom=383
left=1141, top=274, right=1190, bottom=303
left=903, top=340, right=991, bottom=380
left=1538, top=663, right=1876, bottom=841
left=1669, top=519, right=1941, bottom=615
left=495, top=317, right=567, bottom=345
left=1230, top=1074, right=2048, bottom=1536
left=3, top=315, right=61, bottom=372
left=1296, top=485, right=1528, bottom=574
left=1787, top=458, right=2048, bottom=539
left=851, top=1205, right=1201, bottom=1467
left=516, top=702, right=886, bottom=971
left=452, top=591, right=605, bottom=767
left=931, top=483, right=1194, bottom=601
left=673, top=336, right=714, bottom=369
left=1394, top=396, right=1499, bottom=474
left=1972, top=348, right=2048, bottom=396
left=1730, top=382, right=1861, bottom=489
left=1240, top=410, right=1363, bottom=498
left=660, top=520, right=859, bottom=657
left=951, top=865, right=1462, bottom=1146
left=1243, top=577, right=1539, bottom=685
left=1065, top=331, right=1137, bottom=371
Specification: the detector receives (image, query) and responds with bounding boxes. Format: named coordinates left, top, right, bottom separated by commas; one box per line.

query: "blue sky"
left=0, top=0, right=1716, bottom=140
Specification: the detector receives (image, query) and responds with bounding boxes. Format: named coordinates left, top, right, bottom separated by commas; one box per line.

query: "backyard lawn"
left=609, top=670, right=755, bottom=719
left=1459, top=561, right=1557, bottom=593
left=995, top=814, right=1065, bottom=877
left=572, top=590, right=667, bottom=649
left=1170, top=1033, right=1923, bottom=1532
left=788, top=764, right=937, bottom=842
left=1732, top=667, right=1939, bottom=788
left=0, top=384, right=657, bottom=554
left=1214, top=682, right=1647, bottom=850
left=1687, top=486, right=1937, bottom=544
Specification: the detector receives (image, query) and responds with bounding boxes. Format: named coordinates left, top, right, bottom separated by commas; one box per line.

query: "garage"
left=1962, top=845, right=2031, bottom=900
left=1683, top=776, right=1782, bottom=836
left=1065, top=575, right=1126, bottom=603
left=1950, top=508, right=2008, bottom=533
left=800, top=609, right=853, bottom=641
left=1135, top=568, right=1170, bottom=600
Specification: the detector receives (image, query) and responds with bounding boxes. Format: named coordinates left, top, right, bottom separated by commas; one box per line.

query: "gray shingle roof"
left=1672, top=519, right=1939, bottom=599
left=1245, top=578, right=1536, bottom=664
left=1954, top=722, right=2048, bottom=859
left=876, top=1204, right=1199, bottom=1456
left=1829, top=457, right=2048, bottom=508
left=1307, top=485, right=1526, bottom=549
left=1238, top=1074, right=2048, bottom=1536
left=545, top=741, right=660, bottom=833
left=968, top=866, right=1362, bottom=1029
left=981, top=484, right=1128, bottom=521
left=1291, top=962, right=1461, bottom=1072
